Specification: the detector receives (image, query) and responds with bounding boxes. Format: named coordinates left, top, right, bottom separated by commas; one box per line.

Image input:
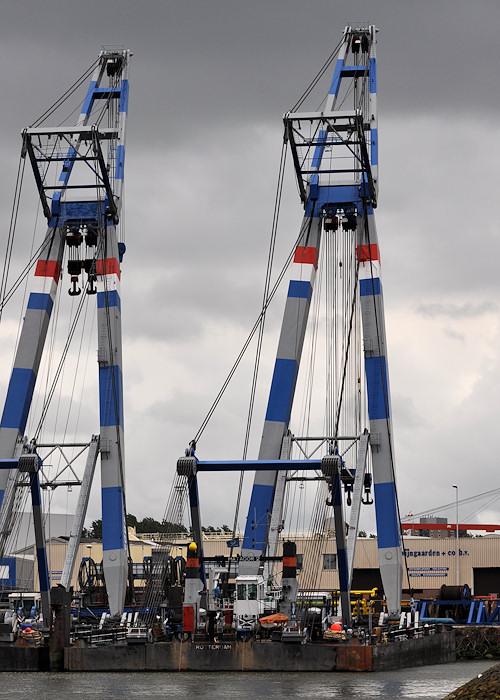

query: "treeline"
left=83, top=515, right=232, bottom=539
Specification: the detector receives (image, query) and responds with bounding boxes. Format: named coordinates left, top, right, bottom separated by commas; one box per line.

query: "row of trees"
left=82, top=515, right=233, bottom=539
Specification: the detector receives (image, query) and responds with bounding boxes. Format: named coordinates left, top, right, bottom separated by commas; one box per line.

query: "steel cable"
left=30, top=60, right=100, bottom=128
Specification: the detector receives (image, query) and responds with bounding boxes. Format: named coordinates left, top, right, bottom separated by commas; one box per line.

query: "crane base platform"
left=61, top=630, right=455, bottom=672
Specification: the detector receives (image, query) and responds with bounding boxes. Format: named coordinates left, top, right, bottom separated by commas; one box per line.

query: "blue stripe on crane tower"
left=288, top=280, right=312, bottom=301
left=97, top=290, right=121, bottom=312
left=81, top=81, right=98, bottom=116
left=311, top=131, right=327, bottom=169
left=27, top=292, right=54, bottom=315
left=328, top=58, right=344, bottom=97
left=120, top=80, right=129, bottom=113
left=0, top=368, right=36, bottom=431
left=371, top=128, right=378, bottom=166
left=364, top=355, right=390, bottom=420
left=359, top=278, right=381, bottom=296
left=58, top=147, right=77, bottom=183
left=115, top=145, right=125, bottom=181
left=265, top=358, right=297, bottom=423
left=373, top=482, right=400, bottom=549
left=99, top=365, right=124, bottom=428
left=102, top=486, right=126, bottom=551
left=369, top=58, right=377, bottom=93
left=242, top=482, right=275, bottom=551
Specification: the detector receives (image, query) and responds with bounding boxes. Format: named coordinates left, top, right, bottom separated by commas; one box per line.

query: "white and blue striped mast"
left=0, top=50, right=131, bottom=617
left=238, top=25, right=402, bottom=616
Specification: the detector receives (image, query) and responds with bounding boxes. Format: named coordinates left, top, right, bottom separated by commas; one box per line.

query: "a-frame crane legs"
left=0, top=50, right=131, bottom=618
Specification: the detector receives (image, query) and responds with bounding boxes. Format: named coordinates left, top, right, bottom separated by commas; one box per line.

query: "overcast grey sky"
left=0, top=0, right=499, bottom=536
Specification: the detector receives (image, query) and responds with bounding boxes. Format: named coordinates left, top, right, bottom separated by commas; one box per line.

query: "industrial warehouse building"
left=8, top=529, right=500, bottom=599
left=196, top=532, right=500, bottom=598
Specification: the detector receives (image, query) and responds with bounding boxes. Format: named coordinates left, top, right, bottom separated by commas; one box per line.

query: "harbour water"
left=0, top=661, right=494, bottom=699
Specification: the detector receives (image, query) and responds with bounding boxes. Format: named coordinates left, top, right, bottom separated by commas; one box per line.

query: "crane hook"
left=86, top=274, right=97, bottom=295
left=69, top=276, right=81, bottom=296
left=362, top=490, right=374, bottom=506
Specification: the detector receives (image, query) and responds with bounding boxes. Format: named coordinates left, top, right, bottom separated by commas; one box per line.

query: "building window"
left=323, top=553, right=337, bottom=570
left=296, top=553, right=303, bottom=571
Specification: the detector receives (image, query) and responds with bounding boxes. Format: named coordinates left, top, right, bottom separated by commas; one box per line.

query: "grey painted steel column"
left=97, top=224, right=128, bottom=616
left=346, top=431, right=370, bottom=586
left=358, top=212, right=402, bottom=616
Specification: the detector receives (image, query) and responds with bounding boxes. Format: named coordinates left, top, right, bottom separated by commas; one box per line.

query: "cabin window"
left=248, top=584, right=257, bottom=600
left=323, top=553, right=337, bottom=570
left=237, top=584, right=247, bottom=600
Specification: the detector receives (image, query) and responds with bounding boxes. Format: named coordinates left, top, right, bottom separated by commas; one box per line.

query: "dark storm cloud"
left=2, top=1, right=499, bottom=141
left=0, top=0, right=499, bottom=527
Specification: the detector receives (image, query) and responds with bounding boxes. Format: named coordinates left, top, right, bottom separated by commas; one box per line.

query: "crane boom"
left=0, top=50, right=131, bottom=616
left=240, top=25, right=402, bottom=616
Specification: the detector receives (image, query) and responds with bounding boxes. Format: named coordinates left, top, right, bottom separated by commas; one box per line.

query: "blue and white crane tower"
left=0, top=50, right=131, bottom=620
left=180, top=25, right=402, bottom=620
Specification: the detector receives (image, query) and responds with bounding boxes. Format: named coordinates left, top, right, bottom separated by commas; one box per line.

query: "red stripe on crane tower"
left=95, top=258, right=121, bottom=279
left=294, top=246, right=318, bottom=269
left=35, top=260, right=61, bottom=283
left=356, top=244, right=380, bottom=263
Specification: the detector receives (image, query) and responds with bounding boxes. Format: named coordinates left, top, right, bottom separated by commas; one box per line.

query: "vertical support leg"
left=29, top=469, right=50, bottom=627
left=357, top=210, right=402, bottom=616
left=97, top=224, right=128, bottom=616
left=187, top=474, right=206, bottom=585
left=323, top=455, right=351, bottom=627
left=240, top=214, right=322, bottom=573
left=61, top=436, right=100, bottom=590
left=0, top=227, right=65, bottom=558
left=332, top=472, right=351, bottom=628
left=346, top=431, right=369, bottom=585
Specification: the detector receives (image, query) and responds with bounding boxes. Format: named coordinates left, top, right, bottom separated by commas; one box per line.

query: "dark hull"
left=63, top=630, right=455, bottom=672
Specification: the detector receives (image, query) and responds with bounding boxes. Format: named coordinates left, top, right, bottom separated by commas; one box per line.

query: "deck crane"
left=0, top=50, right=131, bottom=619
left=239, top=24, right=402, bottom=617
left=177, top=25, right=402, bottom=622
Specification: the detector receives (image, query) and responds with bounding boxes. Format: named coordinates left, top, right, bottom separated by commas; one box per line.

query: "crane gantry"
left=0, top=50, right=131, bottom=619
left=179, top=25, right=402, bottom=621
left=240, top=24, right=402, bottom=616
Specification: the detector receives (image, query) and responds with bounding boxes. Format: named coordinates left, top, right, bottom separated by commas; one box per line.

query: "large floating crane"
left=178, top=25, right=402, bottom=621
left=240, top=24, right=401, bottom=616
left=0, top=50, right=131, bottom=619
